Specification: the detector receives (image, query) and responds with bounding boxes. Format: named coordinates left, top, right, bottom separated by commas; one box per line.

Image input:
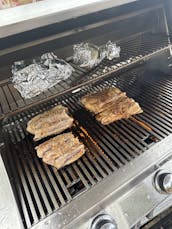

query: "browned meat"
left=35, top=132, right=85, bottom=169
left=96, top=97, right=143, bottom=125
left=81, top=87, right=143, bottom=125
left=27, top=105, right=74, bottom=141
left=80, top=87, right=126, bottom=114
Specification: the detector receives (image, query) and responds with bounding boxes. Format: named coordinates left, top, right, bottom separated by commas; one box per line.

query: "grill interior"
left=1, top=65, right=172, bottom=228
left=0, top=32, right=169, bottom=118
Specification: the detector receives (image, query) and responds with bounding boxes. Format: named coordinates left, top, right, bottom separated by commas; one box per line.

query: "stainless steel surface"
left=149, top=197, right=172, bottom=218
left=153, top=170, right=172, bottom=194
left=141, top=195, right=172, bottom=224
left=162, top=174, right=172, bottom=194
left=0, top=0, right=138, bottom=38
left=0, top=152, right=23, bottom=229
left=91, top=214, right=117, bottom=229
left=30, top=138, right=172, bottom=229
left=114, top=154, right=172, bottom=228
left=141, top=206, right=172, bottom=229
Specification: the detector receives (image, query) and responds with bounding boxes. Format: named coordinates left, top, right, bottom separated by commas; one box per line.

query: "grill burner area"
left=1, top=66, right=172, bottom=228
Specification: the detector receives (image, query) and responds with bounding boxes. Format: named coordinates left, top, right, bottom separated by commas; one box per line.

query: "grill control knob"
left=154, top=170, right=172, bottom=194
left=91, top=214, right=117, bottom=229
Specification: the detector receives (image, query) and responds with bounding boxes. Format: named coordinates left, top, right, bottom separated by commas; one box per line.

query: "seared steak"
left=81, top=87, right=143, bottom=125
left=35, top=132, right=85, bottom=169
left=80, top=87, right=126, bottom=114
left=27, top=105, right=74, bottom=141
left=96, top=97, right=143, bottom=125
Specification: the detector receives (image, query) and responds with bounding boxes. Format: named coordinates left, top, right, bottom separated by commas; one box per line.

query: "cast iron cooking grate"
left=1, top=66, right=172, bottom=228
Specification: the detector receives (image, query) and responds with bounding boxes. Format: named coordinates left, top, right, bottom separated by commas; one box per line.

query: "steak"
left=27, top=105, right=74, bottom=141
left=80, top=87, right=126, bottom=114
left=96, top=97, right=143, bottom=125
left=81, top=87, right=143, bottom=125
left=35, top=132, right=85, bottom=169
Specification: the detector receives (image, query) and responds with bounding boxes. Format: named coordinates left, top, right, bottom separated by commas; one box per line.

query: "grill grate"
left=0, top=32, right=169, bottom=118
left=1, top=66, right=172, bottom=228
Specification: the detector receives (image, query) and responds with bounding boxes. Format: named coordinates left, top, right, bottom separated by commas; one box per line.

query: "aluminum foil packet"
left=73, top=43, right=100, bottom=68
left=12, top=52, right=74, bottom=99
left=73, top=41, right=120, bottom=68
left=100, top=41, right=121, bottom=60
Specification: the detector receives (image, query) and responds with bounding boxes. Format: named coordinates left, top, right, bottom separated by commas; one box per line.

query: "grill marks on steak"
left=96, top=97, right=143, bottom=125
left=35, top=132, right=85, bottom=169
left=81, top=87, right=143, bottom=125
left=27, top=105, right=85, bottom=169
left=27, top=87, right=142, bottom=170
left=80, top=87, right=126, bottom=114
left=27, top=105, right=74, bottom=141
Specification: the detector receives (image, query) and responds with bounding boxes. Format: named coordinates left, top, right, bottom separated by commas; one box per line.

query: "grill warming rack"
left=1, top=65, right=172, bottom=228
left=0, top=31, right=169, bottom=118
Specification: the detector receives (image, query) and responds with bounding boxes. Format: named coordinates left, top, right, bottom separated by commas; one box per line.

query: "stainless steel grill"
left=1, top=64, right=172, bottom=228
left=1, top=1, right=172, bottom=229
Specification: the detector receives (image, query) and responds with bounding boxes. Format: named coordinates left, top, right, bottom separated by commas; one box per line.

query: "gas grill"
left=0, top=0, right=172, bottom=229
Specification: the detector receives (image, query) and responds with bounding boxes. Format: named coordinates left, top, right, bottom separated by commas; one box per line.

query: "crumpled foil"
left=12, top=52, right=74, bottom=99
left=73, top=41, right=120, bottom=68
left=73, top=43, right=100, bottom=68
left=100, top=41, right=121, bottom=60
